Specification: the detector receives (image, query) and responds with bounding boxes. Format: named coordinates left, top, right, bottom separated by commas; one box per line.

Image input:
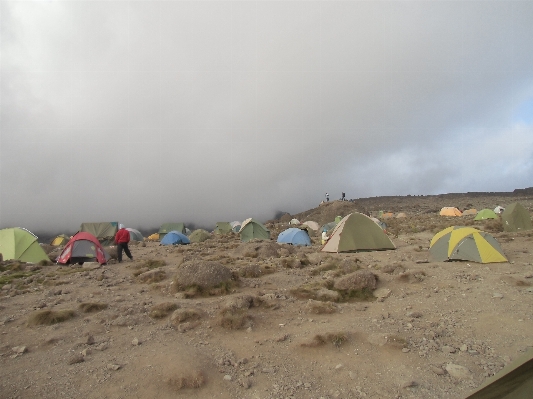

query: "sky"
left=1, top=1, right=533, bottom=234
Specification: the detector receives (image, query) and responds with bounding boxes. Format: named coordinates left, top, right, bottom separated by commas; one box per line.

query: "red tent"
left=57, top=232, right=110, bottom=265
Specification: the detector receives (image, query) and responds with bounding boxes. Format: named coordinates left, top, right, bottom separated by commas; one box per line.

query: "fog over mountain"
left=1, top=1, right=533, bottom=235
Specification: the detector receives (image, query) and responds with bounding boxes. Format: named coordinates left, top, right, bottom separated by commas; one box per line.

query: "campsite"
left=0, top=191, right=532, bottom=399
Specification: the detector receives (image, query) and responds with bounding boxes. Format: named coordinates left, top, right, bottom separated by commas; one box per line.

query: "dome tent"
left=0, top=227, right=49, bottom=263
left=277, top=228, right=311, bottom=246
left=158, top=223, right=186, bottom=240
left=126, top=228, right=144, bottom=241
left=239, top=218, right=270, bottom=242
left=160, top=231, right=190, bottom=245
left=189, top=229, right=211, bottom=243
left=322, top=213, right=395, bottom=253
left=429, top=226, right=507, bottom=264
left=502, top=203, right=532, bottom=232
left=57, top=232, right=110, bottom=265
left=440, top=207, right=462, bottom=217
left=214, top=222, right=232, bottom=235
left=50, top=234, right=70, bottom=246
left=474, top=209, right=498, bottom=221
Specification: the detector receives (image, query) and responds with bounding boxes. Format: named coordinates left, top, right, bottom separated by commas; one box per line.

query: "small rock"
left=95, top=343, right=108, bottom=351
left=68, top=354, right=84, bottom=365
left=223, top=375, right=232, bottom=381
left=430, top=366, right=446, bottom=375
left=246, top=326, right=252, bottom=333
left=240, top=378, right=251, bottom=389
left=402, top=348, right=410, bottom=353
left=304, top=383, right=312, bottom=388
left=407, top=311, right=423, bottom=318
left=460, top=344, right=468, bottom=352
left=132, top=338, right=140, bottom=346
left=107, top=364, right=121, bottom=371
left=81, top=348, right=91, bottom=357
left=492, top=293, right=504, bottom=299
left=86, top=335, right=95, bottom=345
left=1, top=284, right=12, bottom=291
left=335, top=364, right=343, bottom=370
left=401, top=380, right=418, bottom=388
left=12, top=346, right=27, bottom=354
left=373, top=288, right=391, bottom=299
left=442, top=345, right=456, bottom=353
left=262, top=367, right=275, bottom=374
left=445, top=363, right=473, bottom=380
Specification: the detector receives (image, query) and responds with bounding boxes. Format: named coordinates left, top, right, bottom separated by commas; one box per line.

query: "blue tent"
left=277, top=228, right=311, bottom=246
left=160, top=230, right=190, bottom=245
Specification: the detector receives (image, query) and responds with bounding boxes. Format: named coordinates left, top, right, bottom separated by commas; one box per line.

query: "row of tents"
left=440, top=203, right=532, bottom=232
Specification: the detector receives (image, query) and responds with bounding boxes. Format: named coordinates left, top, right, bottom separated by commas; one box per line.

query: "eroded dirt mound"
left=232, top=240, right=282, bottom=259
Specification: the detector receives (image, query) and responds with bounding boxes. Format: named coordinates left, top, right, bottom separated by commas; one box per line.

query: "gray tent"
left=158, top=223, right=185, bottom=240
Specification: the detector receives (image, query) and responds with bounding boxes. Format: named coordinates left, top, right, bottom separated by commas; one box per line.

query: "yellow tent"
left=147, top=233, right=159, bottom=241
left=440, top=207, right=462, bottom=216
left=429, top=226, right=507, bottom=263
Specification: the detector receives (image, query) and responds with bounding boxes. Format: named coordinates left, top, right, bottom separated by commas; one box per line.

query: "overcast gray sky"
left=1, top=1, right=533, bottom=233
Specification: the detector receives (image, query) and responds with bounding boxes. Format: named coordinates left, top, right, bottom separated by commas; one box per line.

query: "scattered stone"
left=86, top=335, right=95, bottom=345
left=81, top=348, right=91, bottom=357
left=445, top=363, right=473, bottom=380
left=68, top=354, right=84, bottom=365
left=275, top=334, right=289, bottom=342
left=402, top=348, right=410, bottom=353
left=2, top=284, right=12, bottom=291
left=430, top=366, right=446, bottom=375
left=407, top=311, right=423, bottom=318
left=460, top=344, right=468, bottom=352
left=12, top=346, right=27, bottom=354
left=132, top=338, right=140, bottom=346
left=373, top=288, right=391, bottom=299
left=107, top=364, right=121, bottom=371
left=223, top=375, right=232, bottom=381
left=492, top=293, right=504, bottom=299
left=442, top=346, right=456, bottom=354
left=262, top=367, right=275, bottom=374
left=402, top=380, right=418, bottom=388
left=240, top=378, right=252, bottom=389
left=95, top=343, right=108, bottom=351
left=335, top=364, right=343, bottom=370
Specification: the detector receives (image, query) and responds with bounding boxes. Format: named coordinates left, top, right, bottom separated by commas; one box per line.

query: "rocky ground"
left=1, top=193, right=532, bottom=399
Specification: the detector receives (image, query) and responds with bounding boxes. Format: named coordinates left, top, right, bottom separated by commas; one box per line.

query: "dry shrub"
left=167, top=370, right=206, bottom=390
left=39, top=259, right=53, bottom=266
left=139, top=259, right=166, bottom=269
left=484, top=219, right=503, bottom=232
left=381, top=264, right=405, bottom=274
left=27, top=309, right=76, bottom=326
left=290, top=282, right=324, bottom=300
left=79, top=302, right=108, bottom=313
left=301, top=332, right=349, bottom=348
left=397, top=270, right=426, bottom=283
left=137, top=269, right=167, bottom=284
left=239, top=264, right=262, bottom=278
left=170, top=308, right=202, bottom=325
left=310, top=259, right=339, bottom=275
left=149, top=302, right=179, bottom=319
left=305, top=300, right=337, bottom=314
left=217, top=307, right=253, bottom=330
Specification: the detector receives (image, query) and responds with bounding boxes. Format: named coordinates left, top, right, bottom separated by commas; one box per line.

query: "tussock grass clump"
left=39, top=259, right=53, bottom=266
left=170, top=308, right=202, bottom=324
left=0, top=271, right=35, bottom=288
left=305, top=300, right=337, bottom=314
left=27, top=309, right=76, bottom=326
left=337, top=287, right=375, bottom=302
left=149, top=302, right=179, bottom=319
left=167, top=370, right=206, bottom=390
left=310, top=259, right=339, bottom=275
left=484, top=219, right=504, bottom=232
left=79, top=302, right=108, bottom=313
left=217, top=307, right=253, bottom=330
left=290, top=282, right=324, bottom=300
left=136, top=269, right=167, bottom=284
left=141, top=259, right=167, bottom=269
left=239, top=264, right=262, bottom=278
left=381, top=264, right=405, bottom=274
left=301, top=332, right=349, bottom=348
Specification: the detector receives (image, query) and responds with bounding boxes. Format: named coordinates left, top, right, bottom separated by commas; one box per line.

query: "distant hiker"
left=321, top=229, right=330, bottom=245
left=115, top=224, right=133, bottom=263
left=325, top=193, right=329, bottom=202
left=341, top=192, right=346, bottom=201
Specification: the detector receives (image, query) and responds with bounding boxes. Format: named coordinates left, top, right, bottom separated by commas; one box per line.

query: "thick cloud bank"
left=1, top=1, right=533, bottom=232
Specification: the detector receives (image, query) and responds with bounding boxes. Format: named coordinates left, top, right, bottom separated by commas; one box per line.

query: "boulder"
left=175, top=261, right=232, bottom=290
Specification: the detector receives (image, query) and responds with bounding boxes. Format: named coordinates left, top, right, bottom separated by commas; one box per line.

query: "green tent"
left=502, top=203, right=532, bottom=232
left=322, top=213, right=395, bottom=253
left=80, top=222, right=118, bottom=246
left=239, top=218, right=270, bottom=242
left=189, top=229, right=211, bottom=243
left=214, top=222, right=232, bottom=235
left=474, top=209, right=498, bottom=221
left=158, top=223, right=185, bottom=240
left=0, top=227, right=49, bottom=263
left=429, top=226, right=507, bottom=263
left=335, top=215, right=342, bottom=223
left=463, top=348, right=533, bottom=399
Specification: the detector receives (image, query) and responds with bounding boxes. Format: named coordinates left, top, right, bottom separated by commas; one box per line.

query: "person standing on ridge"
left=325, top=193, right=329, bottom=202
left=115, top=224, right=133, bottom=263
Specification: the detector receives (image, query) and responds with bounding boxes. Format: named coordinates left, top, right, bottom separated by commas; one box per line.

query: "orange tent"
left=440, top=207, right=462, bottom=217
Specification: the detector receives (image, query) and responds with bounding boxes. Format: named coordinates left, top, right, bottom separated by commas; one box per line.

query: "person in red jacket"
left=115, top=224, right=133, bottom=263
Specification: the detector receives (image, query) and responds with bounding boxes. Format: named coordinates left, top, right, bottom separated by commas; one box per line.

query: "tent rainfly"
left=502, top=203, right=532, bottom=232
left=239, top=218, right=270, bottom=242
left=158, top=223, right=185, bottom=240
left=474, top=209, right=498, bottom=221
left=0, top=227, right=49, bottom=263
left=429, top=226, right=507, bottom=264
left=214, top=222, right=233, bottom=235
left=80, top=222, right=118, bottom=246
left=126, top=228, right=144, bottom=242
left=57, top=232, right=110, bottom=265
left=160, top=231, right=190, bottom=245
left=440, top=207, right=462, bottom=217
left=277, top=228, right=311, bottom=246
left=50, top=234, right=70, bottom=246
left=322, top=212, right=396, bottom=253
